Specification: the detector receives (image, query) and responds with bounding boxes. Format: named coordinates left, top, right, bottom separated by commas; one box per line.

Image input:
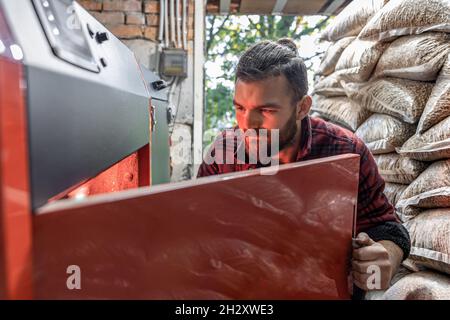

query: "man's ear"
left=296, top=95, right=312, bottom=121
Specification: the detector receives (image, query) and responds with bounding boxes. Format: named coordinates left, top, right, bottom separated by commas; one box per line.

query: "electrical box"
left=160, top=49, right=188, bottom=78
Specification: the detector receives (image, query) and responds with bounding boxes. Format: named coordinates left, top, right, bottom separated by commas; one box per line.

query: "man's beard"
left=243, top=108, right=299, bottom=160
left=278, top=108, right=299, bottom=150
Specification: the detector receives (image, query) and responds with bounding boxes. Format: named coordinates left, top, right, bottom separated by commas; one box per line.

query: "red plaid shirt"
left=197, top=116, right=410, bottom=258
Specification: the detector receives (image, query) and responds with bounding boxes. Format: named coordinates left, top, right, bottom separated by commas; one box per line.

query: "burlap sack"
left=397, top=160, right=450, bottom=212
left=373, top=33, right=450, bottom=81
left=311, top=96, right=371, bottom=132
left=397, top=116, right=450, bottom=161
left=310, top=111, right=329, bottom=121
left=312, top=73, right=346, bottom=97
left=384, top=182, right=408, bottom=206
left=334, top=39, right=388, bottom=82
left=320, top=0, right=388, bottom=42
left=359, top=0, right=450, bottom=41
left=343, top=78, right=433, bottom=124
left=404, top=208, right=450, bottom=275
left=317, top=37, right=355, bottom=76
left=398, top=207, right=424, bottom=223
left=416, top=54, right=450, bottom=134
left=355, top=114, right=415, bottom=154
left=375, top=154, right=428, bottom=184
left=373, top=271, right=450, bottom=300
left=364, top=265, right=413, bottom=300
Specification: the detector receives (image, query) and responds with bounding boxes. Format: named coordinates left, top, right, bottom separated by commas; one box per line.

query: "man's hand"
left=351, top=232, right=403, bottom=291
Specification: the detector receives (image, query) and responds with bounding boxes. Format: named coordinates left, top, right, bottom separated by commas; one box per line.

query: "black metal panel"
left=26, top=65, right=149, bottom=209
left=151, top=99, right=171, bottom=185
left=3, top=0, right=153, bottom=208
left=139, top=65, right=171, bottom=185
left=140, top=66, right=169, bottom=102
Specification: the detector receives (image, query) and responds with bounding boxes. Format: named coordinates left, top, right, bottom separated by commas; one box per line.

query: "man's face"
left=233, top=75, right=304, bottom=155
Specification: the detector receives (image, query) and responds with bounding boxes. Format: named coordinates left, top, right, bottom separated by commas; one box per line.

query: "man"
left=197, top=39, right=410, bottom=296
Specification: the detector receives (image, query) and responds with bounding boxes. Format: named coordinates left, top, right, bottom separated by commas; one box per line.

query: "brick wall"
left=78, top=0, right=194, bottom=42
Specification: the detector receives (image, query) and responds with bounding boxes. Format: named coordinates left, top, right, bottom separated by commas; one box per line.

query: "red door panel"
left=33, top=154, right=359, bottom=299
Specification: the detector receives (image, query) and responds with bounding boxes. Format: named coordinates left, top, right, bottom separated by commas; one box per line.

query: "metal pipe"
left=158, top=0, right=165, bottom=43
left=164, top=0, right=169, bottom=47
left=272, top=0, right=287, bottom=15
left=170, top=0, right=176, bottom=47
left=220, top=0, right=231, bottom=14
left=323, top=0, right=347, bottom=15
left=182, top=0, right=187, bottom=49
left=176, top=0, right=181, bottom=48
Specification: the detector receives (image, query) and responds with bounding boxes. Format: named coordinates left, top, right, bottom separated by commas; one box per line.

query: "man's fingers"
left=352, top=246, right=379, bottom=261
left=352, top=260, right=371, bottom=273
left=352, top=270, right=370, bottom=285
left=352, top=260, right=387, bottom=277
left=353, top=243, right=388, bottom=261
left=355, top=232, right=376, bottom=247
left=352, top=260, right=392, bottom=291
left=352, top=276, right=368, bottom=291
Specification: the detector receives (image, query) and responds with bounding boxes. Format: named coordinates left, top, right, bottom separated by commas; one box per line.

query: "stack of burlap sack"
left=311, top=0, right=450, bottom=300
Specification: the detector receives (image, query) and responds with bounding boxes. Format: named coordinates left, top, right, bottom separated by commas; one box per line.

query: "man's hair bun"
left=277, top=38, right=298, bottom=56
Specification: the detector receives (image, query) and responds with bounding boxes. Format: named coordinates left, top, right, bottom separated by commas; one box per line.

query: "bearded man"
left=197, top=38, right=410, bottom=297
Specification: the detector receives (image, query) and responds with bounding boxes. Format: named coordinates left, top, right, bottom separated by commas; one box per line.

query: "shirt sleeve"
left=197, top=160, right=219, bottom=177
left=354, top=139, right=411, bottom=261
left=196, top=140, right=221, bottom=178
